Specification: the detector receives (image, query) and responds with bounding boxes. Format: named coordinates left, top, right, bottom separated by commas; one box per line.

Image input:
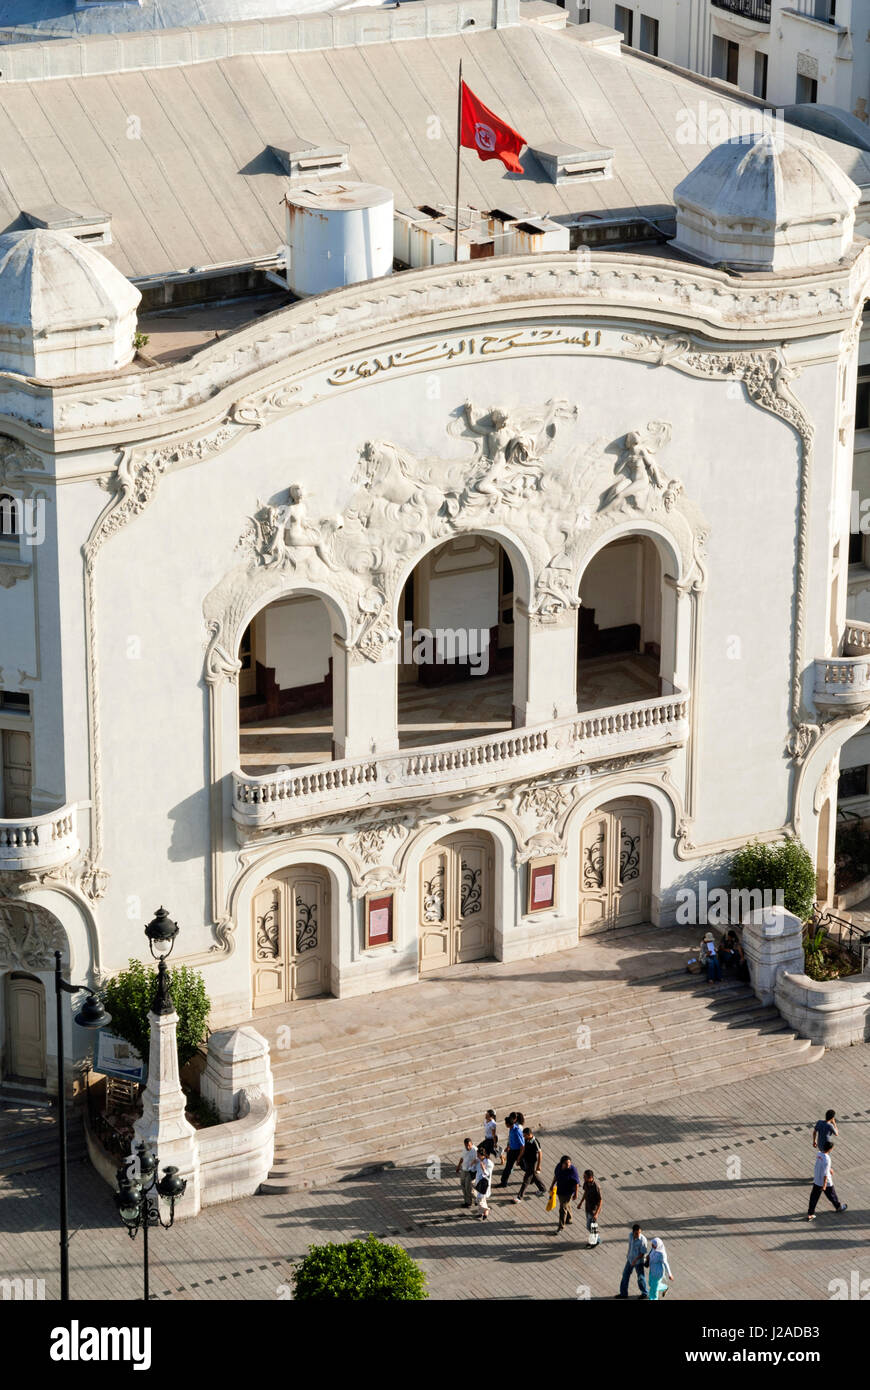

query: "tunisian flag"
left=459, top=81, right=527, bottom=174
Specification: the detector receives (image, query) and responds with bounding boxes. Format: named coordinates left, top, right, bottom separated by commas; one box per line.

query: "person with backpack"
left=515, top=1127, right=545, bottom=1200
left=473, top=1144, right=494, bottom=1220
left=499, top=1113, right=526, bottom=1188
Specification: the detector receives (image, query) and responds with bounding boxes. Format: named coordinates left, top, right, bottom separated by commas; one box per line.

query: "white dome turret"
left=671, top=132, right=860, bottom=271
left=0, top=229, right=141, bottom=379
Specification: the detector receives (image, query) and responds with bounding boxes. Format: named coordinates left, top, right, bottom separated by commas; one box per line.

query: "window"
left=0, top=493, right=20, bottom=540
left=796, top=73, right=818, bottom=103
left=856, top=366, right=870, bottom=430
left=712, top=36, right=739, bottom=84
left=754, top=51, right=768, bottom=100
left=0, top=691, right=30, bottom=712
left=849, top=531, right=864, bottom=565
left=614, top=4, right=633, bottom=45
left=639, top=13, right=659, bottom=55
left=839, top=764, right=869, bottom=801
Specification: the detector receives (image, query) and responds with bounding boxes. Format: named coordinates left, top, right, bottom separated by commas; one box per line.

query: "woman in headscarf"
left=647, top=1237, right=674, bottom=1299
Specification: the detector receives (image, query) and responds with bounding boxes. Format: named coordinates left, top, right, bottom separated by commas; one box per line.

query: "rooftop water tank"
left=284, top=181, right=394, bottom=297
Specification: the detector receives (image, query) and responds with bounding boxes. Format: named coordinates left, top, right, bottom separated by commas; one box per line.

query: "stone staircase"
left=0, top=1098, right=86, bottom=1179
left=260, top=970, right=824, bottom=1194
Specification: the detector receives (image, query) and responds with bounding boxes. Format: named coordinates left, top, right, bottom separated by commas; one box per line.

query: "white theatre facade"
left=2, top=48, right=870, bottom=1081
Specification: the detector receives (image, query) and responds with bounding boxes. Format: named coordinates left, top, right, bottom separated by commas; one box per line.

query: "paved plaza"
left=2, top=1045, right=869, bottom=1302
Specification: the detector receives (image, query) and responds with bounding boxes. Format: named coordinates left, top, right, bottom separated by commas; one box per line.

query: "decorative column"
left=514, top=604, right=578, bottom=727
left=338, top=642, right=399, bottom=757
left=132, top=958, right=201, bottom=1219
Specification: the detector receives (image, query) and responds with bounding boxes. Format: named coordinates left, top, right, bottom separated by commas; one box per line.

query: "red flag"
left=460, top=81, right=526, bottom=174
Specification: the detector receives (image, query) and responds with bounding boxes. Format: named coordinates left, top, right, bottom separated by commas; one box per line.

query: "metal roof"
left=1, top=21, right=868, bottom=280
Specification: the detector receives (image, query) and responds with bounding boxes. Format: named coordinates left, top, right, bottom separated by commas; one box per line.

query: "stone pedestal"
left=741, top=905, right=806, bottom=1006
left=133, top=1007, right=201, bottom=1218
left=201, top=1025, right=273, bottom=1122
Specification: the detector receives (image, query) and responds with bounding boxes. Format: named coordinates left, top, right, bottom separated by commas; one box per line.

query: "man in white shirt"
left=807, top=1142, right=848, bottom=1220
left=455, top=1137, right=478, bottom=1208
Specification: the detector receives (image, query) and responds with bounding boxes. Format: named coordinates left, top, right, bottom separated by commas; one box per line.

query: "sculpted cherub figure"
left=600, top=422, right=674, bottom=512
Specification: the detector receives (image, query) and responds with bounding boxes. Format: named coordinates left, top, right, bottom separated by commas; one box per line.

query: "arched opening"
left=4, top=971, right=46, bottom=1083
left=577, top=535, right=674, bottom=712
left=417, top=829, right=495, bottom=972
left=251, top=864, right=332, bottom=1008
left=238, top=593, right=336, bottom=773
left=397, top=535, right=514, bottom=747
left=578, top=796, right=653, bottom=934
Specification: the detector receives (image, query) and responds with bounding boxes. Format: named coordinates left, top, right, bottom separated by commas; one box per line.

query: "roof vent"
left=269, top=141, right=350, bottom=180
left=532, top=144, right=614, bottom=186
left=22, top=204, right=112, bottom=245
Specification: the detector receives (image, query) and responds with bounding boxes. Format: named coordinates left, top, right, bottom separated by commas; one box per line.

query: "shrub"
left=100, top=959, right=210, bottom=1069
left=292, top=1235, right=427, bottom=1301
left=730, top=837, right=816, bottom=923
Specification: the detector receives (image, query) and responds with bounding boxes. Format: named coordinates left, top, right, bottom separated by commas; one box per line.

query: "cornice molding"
left=2, top=249, right=866, bottom=447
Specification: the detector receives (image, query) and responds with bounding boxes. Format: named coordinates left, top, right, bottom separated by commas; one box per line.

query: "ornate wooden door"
left=6, top=973, right=46, bottom=1081
left=578, top=799, right=651, bottom=934
left=252, top=867, right=330, bottom=1008
left=418, top=832, right=493, bottom=973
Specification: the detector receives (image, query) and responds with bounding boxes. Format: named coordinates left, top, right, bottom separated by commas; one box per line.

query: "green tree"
left=292, top=1235, right=427, bottom=1301
left=730, top=837, right=816, bottom=923
left=100, top=959, right=210, bottom=1068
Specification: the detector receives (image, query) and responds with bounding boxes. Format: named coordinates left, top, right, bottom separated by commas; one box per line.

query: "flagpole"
left=454, top=59, right=462, bottom=262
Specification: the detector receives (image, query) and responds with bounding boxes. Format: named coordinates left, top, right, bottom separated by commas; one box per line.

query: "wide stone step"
left=265, top=968, right=705, bottom=1075
left=273, top=998, right=780, bottom=1118
left=271, top=982, right=758, bottom=1091
left=260, top=1040, right=824, bottom=1192
left=269, top=1030, right=813, bottom=1164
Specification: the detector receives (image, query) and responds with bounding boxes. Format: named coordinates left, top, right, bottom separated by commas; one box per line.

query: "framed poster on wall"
left=365, top=892, right=395, bottom=948
left=527, top=856, right=558, bottom=914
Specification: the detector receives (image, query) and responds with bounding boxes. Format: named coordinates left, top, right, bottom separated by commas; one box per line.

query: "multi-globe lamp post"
left=55, top=951, right=113, bottom=1302
left=113, top=906, right=187, bottom=1301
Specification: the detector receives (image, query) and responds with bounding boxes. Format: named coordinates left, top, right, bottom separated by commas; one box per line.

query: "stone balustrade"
left=814, top=657, right=870, bottom=710
left=0, top=804, right=79, bottom=871
left=844, top=620, right=870, bottom=656
left=232, top=690, right=690, bottom=830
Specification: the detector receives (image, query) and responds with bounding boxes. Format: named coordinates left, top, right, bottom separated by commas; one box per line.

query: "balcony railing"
left=0, top=805, right=79, bottom=872
left=844, top=620, right=870, bottom=656
left=814, top=658, right=870, bottom=710
left=232, top=690, right=690, bottom=831
left=711, top=0, right=771, bottom=21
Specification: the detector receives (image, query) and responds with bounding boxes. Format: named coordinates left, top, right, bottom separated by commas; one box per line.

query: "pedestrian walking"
left=579, top=1169, right=603, bottom=1246
left=812, top=1110, right=839, bottom=1151
left=456, top=1137, right=478, bottom=1208
left=516, top=1127, right=546, bottom=1200
left=473, top=1144, right=494, bottom=1220
left=483, top=1109, right=499, bottom=1158
left=549, top=1155, right=581, bottom=1231
left=646, top=1237, right=674, bottom=1299
left=617, top=1223, right=649, bottom=1298
left=807, top=1141, right=848, bottom=1220
left=499, top=1113, right=526, bottom=1187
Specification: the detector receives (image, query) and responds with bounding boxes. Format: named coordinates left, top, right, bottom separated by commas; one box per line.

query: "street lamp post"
left=54, top=950, right=112, bottom=1303
left=115, top=1141, right=187, bottom=1301
left=114, top=906, right=187, bottom=1297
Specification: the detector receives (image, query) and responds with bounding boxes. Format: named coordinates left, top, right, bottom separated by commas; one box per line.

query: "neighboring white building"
left=3, top=0, right=870, bottom=1091
left=582, top=0, right=870, bottom=122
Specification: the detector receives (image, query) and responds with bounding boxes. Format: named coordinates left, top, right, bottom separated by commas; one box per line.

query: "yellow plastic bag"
left=546, top=1188, right=557, bottom=1213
